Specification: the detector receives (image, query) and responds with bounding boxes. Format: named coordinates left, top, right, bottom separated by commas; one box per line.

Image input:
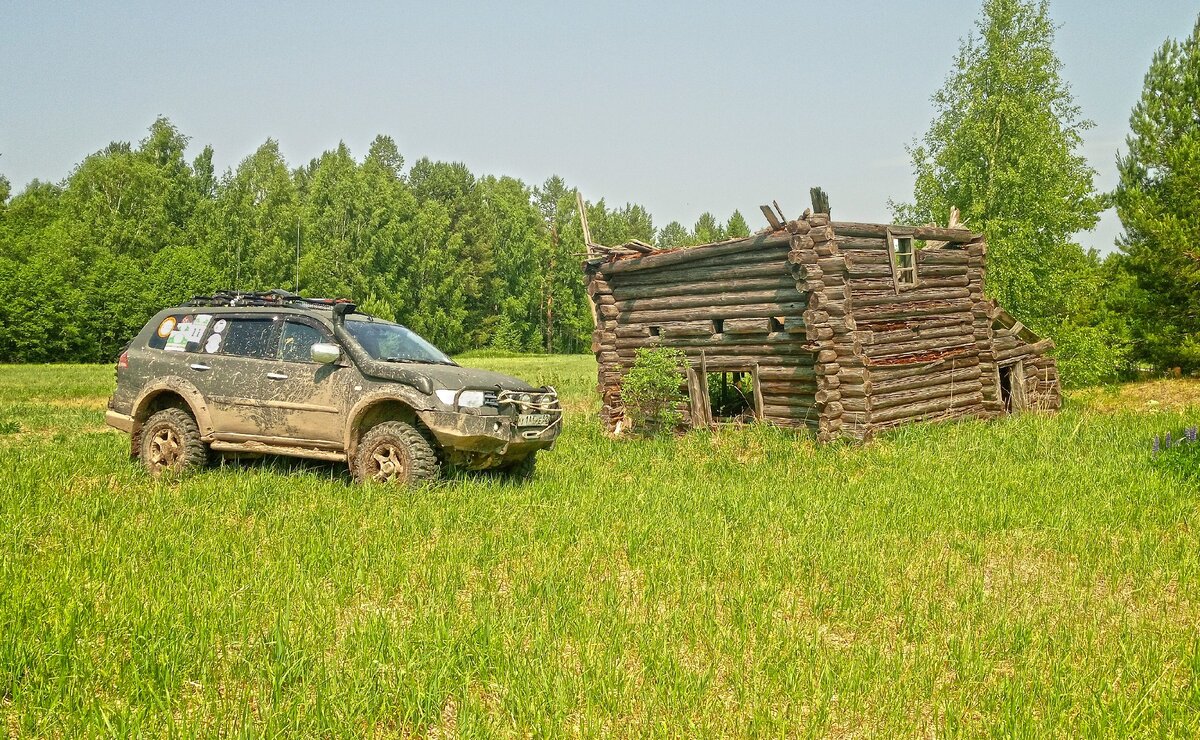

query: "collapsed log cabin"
left=583, top=208, right=1060, bottom=442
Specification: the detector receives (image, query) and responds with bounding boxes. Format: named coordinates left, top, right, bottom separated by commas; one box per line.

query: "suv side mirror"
left=310, top=343, right=342, bottom=364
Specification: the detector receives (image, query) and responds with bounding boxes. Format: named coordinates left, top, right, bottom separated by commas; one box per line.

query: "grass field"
left=1, top=357, right=1198, bottom=737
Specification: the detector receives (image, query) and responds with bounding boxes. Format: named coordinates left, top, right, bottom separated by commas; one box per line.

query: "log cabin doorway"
left=686, top=362, right=763, bottom=427
left=998, top=360, right=1026, bottom=413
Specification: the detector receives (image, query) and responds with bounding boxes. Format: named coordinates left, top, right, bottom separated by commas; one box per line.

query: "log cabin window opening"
left=998, top=360, right=1026, bottom=413
left=887, top=229, right=918, bottom=291
left=770, top=316, right=785, bottom=333
left=649, top=325, right=661, bottom=338
left=707, top=368, right=759, bottom=423
left=712, top=319, right=724, bottom=335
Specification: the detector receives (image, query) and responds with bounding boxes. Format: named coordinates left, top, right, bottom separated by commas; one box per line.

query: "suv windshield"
left=345, top=318, right=455, bottom=365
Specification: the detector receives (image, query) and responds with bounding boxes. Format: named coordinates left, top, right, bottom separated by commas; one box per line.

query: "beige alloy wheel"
left=352, top=421, right=441, bottom=486
left=139, top=408, right=208, bottom=477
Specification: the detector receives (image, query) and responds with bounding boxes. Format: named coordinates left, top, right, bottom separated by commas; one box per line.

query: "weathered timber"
left=851, top=287, right=972, bottom=307
left=633, top=245, right=791, bottom=272
left=869, top=391, right=985, bottom=423
left=848, top=275, right=969, bottom=291
left=862, top=333, right=975, bottom=360
left=994, top=338, right=1054, bottom=362
left=587, top=210, right=1059, bottom=440
left=834, top=237, right=888, bottom=250
left=870, top=380, right=985, bottom=411
left=602, top=232, right=792, bottom=275
left=615, top=288, right=805, bottom=313
left=613, top=276, right=798, bottom=301
left=832, top=222, right=982, bottom=243
left=613, top=335, right=816, bottom=352
left=917, top=250, right=971, bottom=265
left=619, top=302, right=807, bottom=324
left=613, top=262, right=789, bottom=287
left=759, top=394, right=819, bottom=409
left=871, top=366, right=982, bottom=395
left=853, top=299, right=975, bottom=321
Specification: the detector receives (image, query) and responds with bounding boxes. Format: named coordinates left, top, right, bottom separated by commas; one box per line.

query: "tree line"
left=0, top=0, right=1197, bottom=385
left=0, top=126, right=749, bottom=364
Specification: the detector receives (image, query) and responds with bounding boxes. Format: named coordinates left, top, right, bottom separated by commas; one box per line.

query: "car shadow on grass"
left=210, top=452, right=355, bottom=484
left=206, top=453, right=530, bottom=488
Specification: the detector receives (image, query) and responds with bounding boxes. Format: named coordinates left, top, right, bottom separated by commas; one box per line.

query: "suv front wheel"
left=140, top=408, right=209, bottom=478
left=352, top=421, right=441, bottom=486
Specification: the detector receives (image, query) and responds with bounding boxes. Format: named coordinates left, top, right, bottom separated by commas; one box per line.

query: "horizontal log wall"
left=588, top=229, right=816, bottom=432
left=585, top=212, right=1062, bottom=440
left=826, top=228, right=992, bottom=435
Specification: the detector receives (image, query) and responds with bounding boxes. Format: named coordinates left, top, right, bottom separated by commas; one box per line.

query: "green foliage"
left=894, top=0, right=1123, bottom=387
left=692, top=212, right=724, bottom=244
left=726, top=210, right=751, bottom=238
left=1114, top=14, right=1200, bottom=372
left=3, top=119, right=766, bottom=362
left=620, top=347, right=687, bottom=435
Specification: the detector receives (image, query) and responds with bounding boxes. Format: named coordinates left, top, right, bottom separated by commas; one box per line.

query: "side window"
left=280, top=321, right=326, bottom=363
left=219, top=318, right=279, bottom=359
left=887, top=228, right=918, bottom=290
left=149, top=313, right=213, bottom=353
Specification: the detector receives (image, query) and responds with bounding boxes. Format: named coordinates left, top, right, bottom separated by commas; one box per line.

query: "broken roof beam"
left=832, top=221, right=982, bottom=244
left=622, top=239, right=657, bottom=254
left=601, top=231, right=793, bottom=275
left=760, top=205, right=784, bottom=231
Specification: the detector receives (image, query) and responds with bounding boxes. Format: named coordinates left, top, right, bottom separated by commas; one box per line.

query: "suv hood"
left=331, top=318, right=537, bottom=394
left=416, top=363, right=536, bottom=392
left=352, top=358, right=536, bottom=394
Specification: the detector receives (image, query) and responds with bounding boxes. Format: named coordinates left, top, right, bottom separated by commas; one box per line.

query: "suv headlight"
left=435, top=389, right=485, bottom=409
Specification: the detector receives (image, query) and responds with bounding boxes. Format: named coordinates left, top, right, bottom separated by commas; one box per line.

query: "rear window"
left=218, top=318, right=279, bottom=359
left=148, top=313, right=213, bottom=353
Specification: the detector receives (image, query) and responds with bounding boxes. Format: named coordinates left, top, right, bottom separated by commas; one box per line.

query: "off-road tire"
left=352, top=421, right=441, bottom=486
left=495, top=452, right=537, bottom=482
left=139, top=408, right=208, bottom=478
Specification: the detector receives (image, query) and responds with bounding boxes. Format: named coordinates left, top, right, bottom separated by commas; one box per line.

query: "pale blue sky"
left=2, top=1, right=1196, bottom=254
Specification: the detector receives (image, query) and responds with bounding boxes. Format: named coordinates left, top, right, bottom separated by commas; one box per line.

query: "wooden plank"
left=832, top=221, right=982, bottom=243
left=601, top=232, right=792, bottom=275
left=761, top=205, right=784, bottom=231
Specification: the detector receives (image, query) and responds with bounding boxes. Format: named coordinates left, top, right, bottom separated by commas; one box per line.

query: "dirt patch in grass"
left=1069, top=379, right=1200, bottom=414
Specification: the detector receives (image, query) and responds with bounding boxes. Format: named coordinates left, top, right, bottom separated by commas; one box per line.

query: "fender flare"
left=131, top=377, right=215, bottom=439
left=343, top=388, right=438, bottom=455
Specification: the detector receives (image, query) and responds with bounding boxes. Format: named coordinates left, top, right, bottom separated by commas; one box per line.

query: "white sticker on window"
left=213, top=319, right=227, bottom=333
left=164, top=329, right=188, bottom=352
left=205, top=334, right=222, bottom=354
left=185, top=314, right=212, bottom=343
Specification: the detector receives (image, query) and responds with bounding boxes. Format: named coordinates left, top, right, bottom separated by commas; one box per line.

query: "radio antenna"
left=295, top=216, right=301, bottom=293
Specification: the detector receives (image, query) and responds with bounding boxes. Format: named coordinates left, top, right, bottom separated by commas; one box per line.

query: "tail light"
left=117, top=351, right=129, bottom=371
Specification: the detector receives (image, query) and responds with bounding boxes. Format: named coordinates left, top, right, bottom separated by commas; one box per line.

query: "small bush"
left=1153, top=427, right=1200, bottom=485
left=0, top=419, right=19, bottom=435
left=621, top=347, right=687, bottom=436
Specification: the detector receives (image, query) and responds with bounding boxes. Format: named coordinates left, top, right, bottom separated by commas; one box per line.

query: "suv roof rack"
left=185, top=289, right=357, bottom=311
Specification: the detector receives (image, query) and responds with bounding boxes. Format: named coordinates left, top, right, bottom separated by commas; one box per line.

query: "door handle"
left=189, top=363, right=210, bottom=372
left=266, top=372, right=289, bottom=380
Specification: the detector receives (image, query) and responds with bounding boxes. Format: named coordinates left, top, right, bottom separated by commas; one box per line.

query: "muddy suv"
left=105, top=290, right=562, bottom=484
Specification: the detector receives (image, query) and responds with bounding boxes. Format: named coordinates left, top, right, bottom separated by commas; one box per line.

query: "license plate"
left=518, top=413, right=552, bottom=427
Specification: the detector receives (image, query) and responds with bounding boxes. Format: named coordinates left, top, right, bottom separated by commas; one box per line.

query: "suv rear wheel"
left=140, top=408, right=208, bottom=478
left=352, top=421, right=441, bottom=485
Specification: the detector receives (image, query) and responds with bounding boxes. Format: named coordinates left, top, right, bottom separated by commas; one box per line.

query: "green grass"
left=1, top=358, right=1198, bottom=736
